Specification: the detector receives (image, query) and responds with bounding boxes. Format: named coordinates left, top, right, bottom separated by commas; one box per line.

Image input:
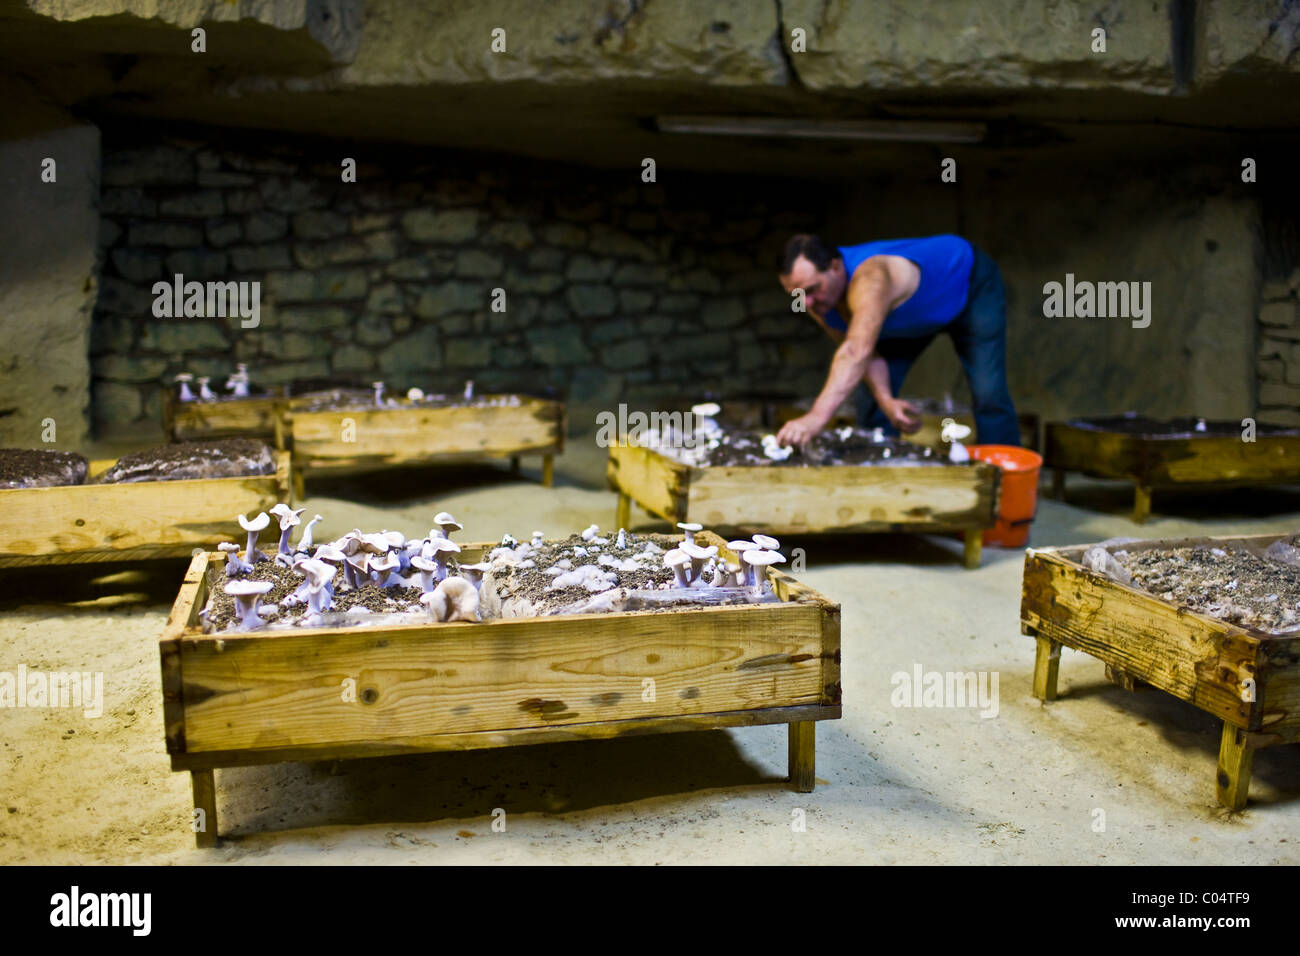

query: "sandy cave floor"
left=3, top=434, right=1300, bottom=865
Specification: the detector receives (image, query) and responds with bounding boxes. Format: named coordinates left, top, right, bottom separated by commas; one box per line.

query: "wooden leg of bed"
left=1032, top=635, right=1061, bottom=702
left=616, top=492, right=631, bottom=531
left=1216, top=722, right=1254, bottom=811
left=541, top=455, right=554, bottom=488
left=510, top=456, right=521, bottom=476
left=291, top=466, right=306, bottom=503
left=192, top=769, right=218, bottom=848
left=962, top=528, right=983, bottom=569
left=788, top=721, right=815, bottom=792
left=1050, top=467, right=1065, bottom=500
left=1133, top=485, right=1152, bottom=524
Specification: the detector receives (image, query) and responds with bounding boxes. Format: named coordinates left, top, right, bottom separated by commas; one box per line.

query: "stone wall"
left=829, top=173, right=1261, bottom=427
left=0, top=80, right=101, bottom=448
left=91, top=132, right=831, bottom=431
left=1258, top=274, right=1300, bottom=425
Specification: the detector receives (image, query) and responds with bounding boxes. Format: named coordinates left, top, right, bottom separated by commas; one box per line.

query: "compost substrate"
left=689, top=428, right=944, bottom=467
left=1068, top=415, right=1300, bottom=438
left=96, top=439, right=275, bottom=483
left=1115, top=539, right=1300, bottom=632
left=293, top=388, right=524, bottom=414
left=0, top=449, right=89, bottom=488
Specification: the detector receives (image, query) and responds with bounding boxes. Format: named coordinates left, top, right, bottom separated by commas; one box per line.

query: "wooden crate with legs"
left=1045, top=419, right=1300, bottom=523
left=162, top=389, right=288, bottom=442
left=0, top=451, right=291, bottom=567
left=607, top=441, right=1000, bottom=569
left=159, top=531, right=841, bottom=846
left=1020, top=533, right=1300, bottom=810
left=277, top=396, right=565, bottom=498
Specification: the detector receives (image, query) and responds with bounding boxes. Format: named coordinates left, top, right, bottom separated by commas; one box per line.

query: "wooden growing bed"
left=159, top=531, right=842, bottom=846
left=1021, top=533, right=1300, bottom=810
left=0, top=451, right=291, bottom=567
left=607, top=442, right=1000, bottom=569
left=162, top=389, right=287, bottom=442
left=278, top=396, right=565, bottom=498
left=1046, top=419, right=1300, bottom=523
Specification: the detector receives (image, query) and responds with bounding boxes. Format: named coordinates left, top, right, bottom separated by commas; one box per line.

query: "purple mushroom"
left=238, top=512, right=271, bottom=564
left=224, top=579, right=273, bottom=630
left=218, top=541, right=252, bottom=577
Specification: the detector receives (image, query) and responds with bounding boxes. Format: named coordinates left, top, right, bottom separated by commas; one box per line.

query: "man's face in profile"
left=780, top=255, right=846, bottom=315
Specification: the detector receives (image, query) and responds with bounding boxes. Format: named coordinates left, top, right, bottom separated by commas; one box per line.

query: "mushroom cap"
left=743, top=550, right=785, bottom=567
left=407, top=387, right=425, bottom=402
left=238, top=512, right=270, bottom=532
left=336, top=532, right=363, bottom=555
left=422, top=576, right=480, bottom=623
left=217, top=542, right=239, bottom=553
left=409, top=555, right=438, bottom=572
left=680, top=541, right=718, bottom=560
left=369, top=552, right=400, bottom=573
left=663, top=548, right=691, bottom=569
left=269, top=503, right=293, bottom=520
left=278, top=511, right=304, bottom=531
left=345, top=552, right=371, bottom=572
left=224, top=580, right=273, bottom=596
left=751, top=534, right=780, bottom=551
left=676, top=522, right=703, bottom=533
left=372, top=381, right=385, bottom=389
left=429, top=538, right=461, bottom=555
left=691, top=402, right=721, bottom=418
left=300, top=558, right=336, bottom=588
left=382, top=530, right=406, bottom=549
left=727, top=540, right=757, bottom=553
left=175, top=373, right=193, bottom=382
left=360, top=533, right=391, bottom=554
left=433, top=511, right=463, bottom=531
left=314, top=544, right=345, bottom=563
left=460, top=561, right=491, bottom=572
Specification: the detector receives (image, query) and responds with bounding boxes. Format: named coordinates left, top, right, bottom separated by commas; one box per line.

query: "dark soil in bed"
left=1067, top=415, right=1300, bottom=438
left=695, top=428, right=944, bottom=467
left=293, top=388, right=524, bottom=413
left=97, top=439, right=275, bottom=483
left=1114, top=538, right=1300, bottom=632
left=0, top=449, right=89, bottom=488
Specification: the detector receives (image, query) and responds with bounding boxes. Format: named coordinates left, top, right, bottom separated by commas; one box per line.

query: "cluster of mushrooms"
left=174, top=363, right=251, bottom=402
left=662, top=522, right=786, bottom=593
left=218, top=505, right=488, bottom=631
left=373, top=379, right=522, bottom=408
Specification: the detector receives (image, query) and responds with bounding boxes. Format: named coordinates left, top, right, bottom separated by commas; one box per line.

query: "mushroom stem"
left=298, top=515, right=323, bottom=551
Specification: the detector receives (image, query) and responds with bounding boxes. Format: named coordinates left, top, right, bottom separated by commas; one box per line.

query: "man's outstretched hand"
left=776, top=412, right=828, bottom=448
left=882, top=398, right=922, bottom=434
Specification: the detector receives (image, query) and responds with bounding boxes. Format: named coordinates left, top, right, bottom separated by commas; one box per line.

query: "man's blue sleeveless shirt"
left=822, top=235, right=974, bottom=338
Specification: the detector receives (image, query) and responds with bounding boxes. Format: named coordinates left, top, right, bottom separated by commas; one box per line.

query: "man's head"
left=778, top=234, right=846, bottom=315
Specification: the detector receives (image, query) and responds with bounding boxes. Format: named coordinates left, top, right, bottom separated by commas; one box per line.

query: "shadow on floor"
left=0, top=559, right=189, bottom=610
left=216, top=729, right=793, bottom=840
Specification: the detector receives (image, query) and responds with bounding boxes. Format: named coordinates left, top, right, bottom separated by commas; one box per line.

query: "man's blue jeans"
left=853, top=245, right=1020, bottom=446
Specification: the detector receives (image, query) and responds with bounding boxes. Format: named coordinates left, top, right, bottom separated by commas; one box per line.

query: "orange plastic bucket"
left=968, top=444, right=1043, bottom=547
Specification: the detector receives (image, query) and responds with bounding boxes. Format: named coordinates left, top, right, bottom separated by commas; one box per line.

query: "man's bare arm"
left=804, top=260, right=892, bottom=424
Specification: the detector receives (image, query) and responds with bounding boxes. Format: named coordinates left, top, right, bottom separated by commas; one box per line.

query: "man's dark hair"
left=778, top=234, right=841, bottom=274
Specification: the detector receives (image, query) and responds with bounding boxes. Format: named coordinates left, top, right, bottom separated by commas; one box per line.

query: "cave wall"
left=0, top=81, right=101, bottom=447
left=90, top=132, right=831, bottom=432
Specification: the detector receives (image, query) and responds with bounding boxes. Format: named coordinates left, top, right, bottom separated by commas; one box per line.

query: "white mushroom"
left=224, top=579, right=273, bottom=630
left=300, top=558, right=336, bottom=615
left=409, top=555, right=439, bottom=593
left=238, top=512, right=271, bottom=564
left=615, top=529, right=627, bottom=549
left=174, top=373, right=196, bottom=402
left=420, top=576, right=480, bottom=623
left=751, top=534, right=780, bottom=552
left=218, top=541, right=252, bottom=577
left=271, top=505, right=307, bottom=558
left=297, top=514, right=324, bottom=551
left=433, top=512, right=463, bottom=538
left=532, top=530, right=545, bottom=548
left=676, top=522, right=703, bottom=545
left=680, top=541, right=719, bottom=583
left=663, top=548, right=693, bottom=588
left=743, top=550, right=786, bottom=593
left=458, top=561, right=492, bottom=592
left=197, top=376, right=216, bottom=401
